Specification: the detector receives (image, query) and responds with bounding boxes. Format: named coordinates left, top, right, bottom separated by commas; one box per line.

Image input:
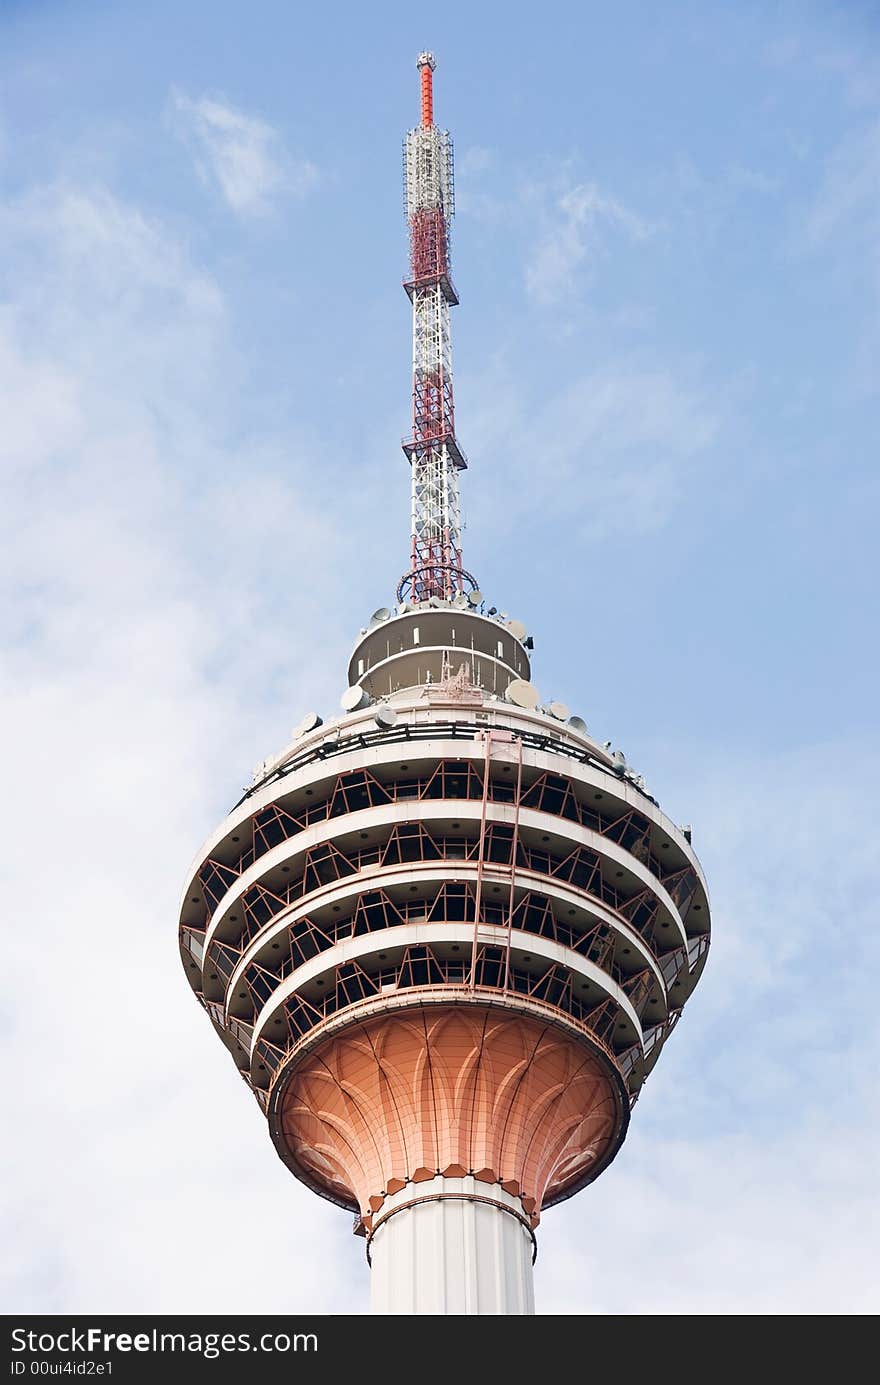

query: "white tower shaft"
left=369, top=1178, right=535, bottom=1316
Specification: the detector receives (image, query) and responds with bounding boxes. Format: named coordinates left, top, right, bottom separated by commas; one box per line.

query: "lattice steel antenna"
left=398, top=53, right=476, bottom=604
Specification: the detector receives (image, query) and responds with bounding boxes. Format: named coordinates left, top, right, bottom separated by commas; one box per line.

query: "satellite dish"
left=467, top=589, right=483, bottom=607
left=453, top=592, right=469, bottom=609
left=370, top=607, right=392, bottom=626
left=293, top=712, right=323, bottom=738
left=374, top=705, right=398, bottom=730
left=398, top=601, right=411, bottom=614
left=548, top=701, right=570, bottom=721
left=505, top=679, right=540, bottom=710
left=612, top=749, right=627, bottom=776
left=341, top=685, right=370, bottom=713
left=506, top=619, right=528, bottom=643
left=567, top=715, right=589, bottom=735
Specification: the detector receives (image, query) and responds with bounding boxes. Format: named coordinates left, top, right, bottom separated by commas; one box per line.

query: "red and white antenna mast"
left=397, top=52, right=478, bottom=604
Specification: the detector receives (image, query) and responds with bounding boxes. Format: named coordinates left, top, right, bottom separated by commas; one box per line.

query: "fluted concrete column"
left=369, top=1177, right=535, bottom=1316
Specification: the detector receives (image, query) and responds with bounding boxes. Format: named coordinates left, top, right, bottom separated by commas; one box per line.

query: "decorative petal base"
left=272, top=1003, right=626, bottom=1223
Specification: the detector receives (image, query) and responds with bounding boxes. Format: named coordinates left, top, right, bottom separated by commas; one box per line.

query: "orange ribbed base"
left=274, top=1004, right=624, bottom=1226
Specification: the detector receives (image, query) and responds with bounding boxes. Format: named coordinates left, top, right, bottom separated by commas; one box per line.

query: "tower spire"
left=397, top=52, right=477, bottom=604
left=418, top=48, right=434, bottom=125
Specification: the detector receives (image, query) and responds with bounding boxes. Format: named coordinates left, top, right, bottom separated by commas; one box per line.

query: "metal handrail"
left=235, top=716, right=660, bottom=810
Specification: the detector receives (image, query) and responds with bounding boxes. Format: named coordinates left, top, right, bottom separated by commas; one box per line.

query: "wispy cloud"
left=465, top=358, right=717, bottom=543
left=802, top=116, right=880, bottom=393
left=763, top=30, right=880, bottom=109
left=0, top=178, right=360, bottom=1313
left=458, top=144, right=492, bottom=176
left=538, top=738, right=880, bottom=1313
left=169, top=90, right=316, bottom=217
left=805, top=117, right=880, bottom=248
left=455, top=156, right=652, bottom=303
left=526, top=180, right=652, bottom=305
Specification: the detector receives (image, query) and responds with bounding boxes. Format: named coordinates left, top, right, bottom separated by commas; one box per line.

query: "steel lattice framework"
left=179, top=698, right=711, bottom=1218
left=398, top=53, right=475, bottom=603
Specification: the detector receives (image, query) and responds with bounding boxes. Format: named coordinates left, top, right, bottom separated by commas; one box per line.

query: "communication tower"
left=178, top=54, right=711, bottom=1315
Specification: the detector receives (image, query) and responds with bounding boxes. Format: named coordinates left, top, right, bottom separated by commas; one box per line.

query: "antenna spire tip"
left=417, top=51, right=436, bottom=71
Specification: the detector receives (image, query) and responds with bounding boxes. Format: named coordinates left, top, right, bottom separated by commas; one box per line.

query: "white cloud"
left=526, top=180, right=651, bottom=305
left=801, top=116, right=880, bottom=394
left=805, top=117, right=880, bottom=248
left=458, top=144, right=492, bottom=176
left=0, top=178, right=363, bottom=1313
left=465, top=358, right=717, bottom=542
left=538, top=1114, right=878, bottom=1314
left=455, top=159, right=652, bottom=300
left=763, top=30, right=880, bottom=110
left=170, top=90, right=316, bottom=217
left=726, top=164, right=779, bottom=193
left=536, top=740, right=880, bottom=1313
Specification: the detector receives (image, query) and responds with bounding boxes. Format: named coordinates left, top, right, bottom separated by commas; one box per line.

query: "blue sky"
left=2, top=0, right=878, bottom=1313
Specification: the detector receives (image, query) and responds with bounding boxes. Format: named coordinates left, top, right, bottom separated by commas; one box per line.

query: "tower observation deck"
left=178, top=54, right=711, bottom=1316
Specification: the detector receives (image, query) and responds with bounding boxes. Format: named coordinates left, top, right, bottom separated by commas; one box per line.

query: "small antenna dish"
left=506, top=618, right=528, bottom=643
left=567, top=715, right=588, bottom=735
left=548, top=700, right=570, bottom=721
left=292, top=712, right=323, bottom=738
left=370, top=607, right=392, bottom=626
left=505, top=679, right=540, bottom=710
left=341, top=685, right=370, bottom=713
left=468, top=589, right=483, bottom=606
left=374, top=705, right=398, bottom=730
left=612, top=749, right=627, bottom=776
left=453, top=592, right=469, bottom=609
left=398, top=601, right=411, bottom=614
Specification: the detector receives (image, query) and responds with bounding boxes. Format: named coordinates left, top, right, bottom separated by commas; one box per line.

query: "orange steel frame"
left=191, top=759, right=697, bottom=921
left=180, top=740, right=705, bottom=1126
left=218, top=881, right=662, bottom=1014
left=255, top=957, right=627, bottom=1076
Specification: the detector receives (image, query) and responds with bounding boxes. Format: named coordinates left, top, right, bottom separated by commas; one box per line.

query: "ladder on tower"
left=468, top=727, right=524, bottom=994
